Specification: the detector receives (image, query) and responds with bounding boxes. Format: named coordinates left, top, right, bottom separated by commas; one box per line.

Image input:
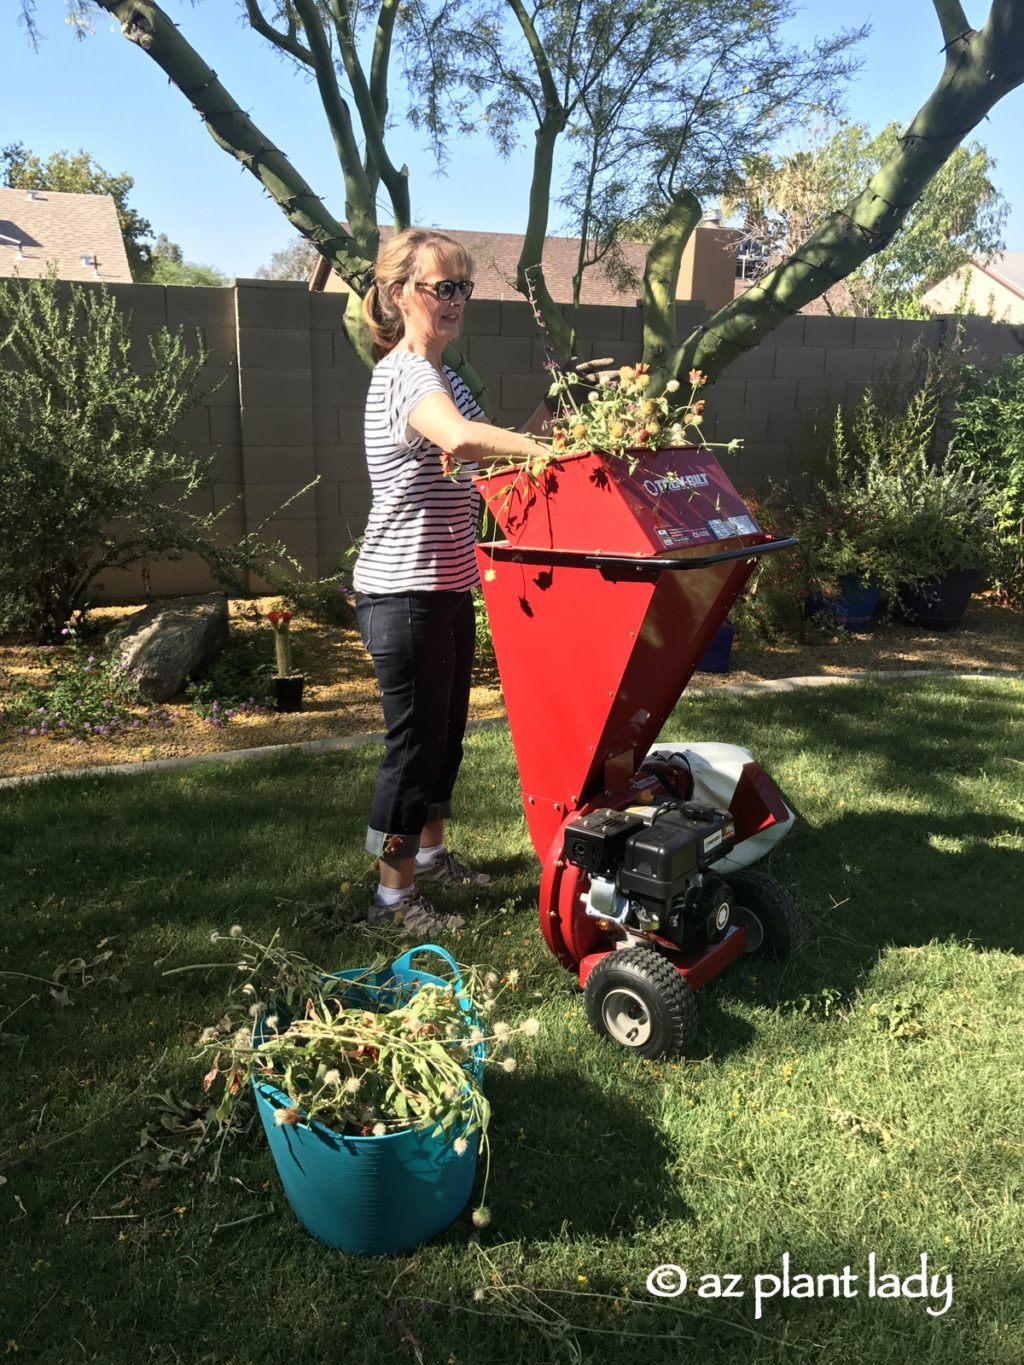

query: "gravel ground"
left=1, top=596, right=1020, bottom=782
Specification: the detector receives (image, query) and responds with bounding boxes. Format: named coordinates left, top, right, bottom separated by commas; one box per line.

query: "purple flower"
left=87, top=655, right=95, bottom=664
left=37, top=706, right=46, bottom=715
left=61, top=627, right=69, bottom=637
left=29, top=728, right=38, bottom=737
left=83, top=722, right=91, bottom=731
left=132, top=720, right=141, bottom=729
left=58, top=719, right=67, bottom=729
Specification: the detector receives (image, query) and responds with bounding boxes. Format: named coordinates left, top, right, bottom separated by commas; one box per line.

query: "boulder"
left=106, top=594, right=230, bottom=702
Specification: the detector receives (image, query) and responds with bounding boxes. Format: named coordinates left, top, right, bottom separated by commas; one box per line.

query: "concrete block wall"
left=92, top=279, right=244, bottom=602
left=13, top=279, right=1017, bottom=601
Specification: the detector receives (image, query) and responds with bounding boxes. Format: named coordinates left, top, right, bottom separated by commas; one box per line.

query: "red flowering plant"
left=266, top=608, right=296, bottom=678
left=186, top=928, right=540, bottom=1229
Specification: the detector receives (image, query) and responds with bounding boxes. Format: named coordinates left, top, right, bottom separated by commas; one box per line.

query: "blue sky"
left=4, top=2, right=1022, bottom=277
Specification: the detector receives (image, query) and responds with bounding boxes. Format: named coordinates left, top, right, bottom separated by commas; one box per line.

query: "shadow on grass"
left=483, top=1065, right=693, bottom=1240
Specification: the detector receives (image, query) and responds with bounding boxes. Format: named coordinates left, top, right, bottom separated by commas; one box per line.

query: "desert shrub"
left=950, top=353, right=1024, bottom=605
left=0, top=276, right=297, bottom=642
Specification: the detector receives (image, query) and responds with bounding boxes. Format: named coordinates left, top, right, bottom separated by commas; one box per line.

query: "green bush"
left=0, top=276, right=296, bottom=643
left=950, top=353, right=1024, bottom=605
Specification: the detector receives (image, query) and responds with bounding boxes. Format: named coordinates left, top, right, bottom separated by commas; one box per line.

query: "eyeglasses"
left=415, top=279, right=475, bottom=302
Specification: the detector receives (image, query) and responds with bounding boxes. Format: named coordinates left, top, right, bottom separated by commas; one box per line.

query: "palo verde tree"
left=19, top=1, right=1024, bottom=398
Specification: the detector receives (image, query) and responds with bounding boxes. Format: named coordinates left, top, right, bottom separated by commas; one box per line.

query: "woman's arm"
left=408, top=391, right=549, bottom=468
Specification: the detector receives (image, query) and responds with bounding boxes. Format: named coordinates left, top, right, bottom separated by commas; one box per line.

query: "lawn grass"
left=1, top=677, right=1021, bottom=1364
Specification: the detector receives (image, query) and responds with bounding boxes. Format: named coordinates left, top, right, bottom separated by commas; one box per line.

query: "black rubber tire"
left=727, top=869, right=801, bottom=960
left=584, top=946, right=698, bottom=1059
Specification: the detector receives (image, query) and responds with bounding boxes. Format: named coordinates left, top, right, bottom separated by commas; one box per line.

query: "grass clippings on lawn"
left=1, top=675, right=1021, bottom=1364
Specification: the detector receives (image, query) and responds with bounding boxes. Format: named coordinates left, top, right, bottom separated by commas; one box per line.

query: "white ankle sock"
left=375, top=883, right=411, bottom=906
left=416, top=844, right=445, bottom=867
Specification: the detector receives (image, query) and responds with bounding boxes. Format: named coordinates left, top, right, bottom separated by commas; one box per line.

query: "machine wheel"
left=584, top=947, right=698, bottom=1059
left=727, top=870, right=801, bottom=960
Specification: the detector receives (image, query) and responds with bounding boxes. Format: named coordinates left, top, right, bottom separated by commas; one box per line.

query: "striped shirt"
left=353, top=350, right=484, bottom=594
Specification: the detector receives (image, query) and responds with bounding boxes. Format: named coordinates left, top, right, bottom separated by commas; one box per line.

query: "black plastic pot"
left=896, top=568, right=982, bottom=632
left=273, top=675, right=305, bottom=712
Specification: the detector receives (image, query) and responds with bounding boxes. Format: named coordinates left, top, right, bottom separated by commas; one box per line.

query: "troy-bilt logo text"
left=643, top=471, right=709, bottom=497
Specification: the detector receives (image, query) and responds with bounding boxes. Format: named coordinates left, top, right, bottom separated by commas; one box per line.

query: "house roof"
left=975, top=251, right=1024, bottom=299
left=309, top=225, right=652, bottom=305
left=0, top=187, right=133, bottom=283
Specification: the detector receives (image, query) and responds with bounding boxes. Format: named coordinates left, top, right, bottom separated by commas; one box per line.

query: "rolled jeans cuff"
left=364, top=801, right=453, bottom=859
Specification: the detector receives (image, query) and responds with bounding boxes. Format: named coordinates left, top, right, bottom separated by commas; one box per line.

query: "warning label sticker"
left=707, top=515, right=759, bottom=540
left=655, top=525, right=714, bottom=548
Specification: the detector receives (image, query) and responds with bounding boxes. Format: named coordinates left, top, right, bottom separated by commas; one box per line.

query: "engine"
left=562, top=801, right=736, bottom=950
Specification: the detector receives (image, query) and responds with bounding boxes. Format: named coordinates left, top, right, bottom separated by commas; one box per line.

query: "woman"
left=354, top=228, right=549, bottom=932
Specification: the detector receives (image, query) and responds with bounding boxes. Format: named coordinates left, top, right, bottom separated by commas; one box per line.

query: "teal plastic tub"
left=253, top=945, right=483, bottom=1254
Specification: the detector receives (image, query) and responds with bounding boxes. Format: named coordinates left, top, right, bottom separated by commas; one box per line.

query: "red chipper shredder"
left=475, top=445, right=800, bottom=1058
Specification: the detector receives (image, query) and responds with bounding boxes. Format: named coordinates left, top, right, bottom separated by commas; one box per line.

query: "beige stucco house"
left=921, top=252, right=1024, bottom=323
left=0, top=187, right=132, bottom=283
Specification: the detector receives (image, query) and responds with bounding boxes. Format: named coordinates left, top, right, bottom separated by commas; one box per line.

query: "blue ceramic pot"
left=697, top=621, right=735, bottom=673
left=805, top=575, right=881, bottom=632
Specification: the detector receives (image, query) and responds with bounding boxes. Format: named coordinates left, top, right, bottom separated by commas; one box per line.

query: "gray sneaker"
left=415, top=849, right=492, bottom=888
left=367, top=885, right=466, bottom=932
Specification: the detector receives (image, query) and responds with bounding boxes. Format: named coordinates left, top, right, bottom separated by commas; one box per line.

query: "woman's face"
left=394, top=246, right=469, bottom=352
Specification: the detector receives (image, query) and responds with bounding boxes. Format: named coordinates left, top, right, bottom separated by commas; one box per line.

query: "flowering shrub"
left=185, top=633, right=274, bottom=725
left=189, top=929, right=540, bottom=1227
left=546, top=364, right=742, bottom=466
left=1, top=623, right=174, bottom=742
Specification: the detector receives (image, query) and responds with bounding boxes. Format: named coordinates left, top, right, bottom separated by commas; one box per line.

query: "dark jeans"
left=355, top=589, right=477, bottom=858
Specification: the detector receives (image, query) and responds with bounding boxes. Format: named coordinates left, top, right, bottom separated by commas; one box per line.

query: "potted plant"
left=785, top=387, right=998, bottom=634
left=192, top=929, right=538, bottom=1253
left=267, top=608, right=304, bottom=711
left=885, top=454, right=999, bottom=630
left=790, top=492, right=891, bottom=633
